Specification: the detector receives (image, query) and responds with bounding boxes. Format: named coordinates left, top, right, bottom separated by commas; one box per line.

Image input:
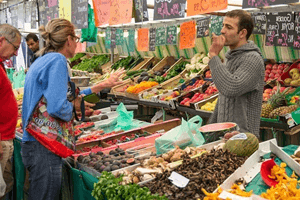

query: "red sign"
left=93, top=0, right=110, bottom=26
left=138, top=28, right=149, bottom=52
left=187, top=0, right=228, bottom=17
left=180, top=21, right=196, bottom=49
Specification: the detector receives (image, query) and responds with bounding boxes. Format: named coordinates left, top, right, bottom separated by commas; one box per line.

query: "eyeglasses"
left=5, top=37, right=19, bottom=51
left=70, top=35, right=80, bottom=43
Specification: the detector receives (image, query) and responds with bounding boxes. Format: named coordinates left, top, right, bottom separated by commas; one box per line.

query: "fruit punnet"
left=223, top=132, right=259, bottom=157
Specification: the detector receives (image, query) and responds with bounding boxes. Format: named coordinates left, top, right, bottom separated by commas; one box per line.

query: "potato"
left=292, top=72, right=300, bottom=80
left=289, top=68, right=299, bottom=76
left=224, top=131, right=240, bottom=140
left=284, top=78, right=292, bottom=85
left=290, top=80, right=299, bottom=86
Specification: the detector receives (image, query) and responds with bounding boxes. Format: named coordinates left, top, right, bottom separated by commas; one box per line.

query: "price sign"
left=128, top=29, right=136, bottom=52
left=111, top=28, right=116, bottom=48
left=120, top=0, right=133, bottom=24
left=294, top=12, right=300, bottom=49
left=251, top=12, right=267, bottom=35
left=154, top=0, right=186, bottom=21
left=187, top=0, right=228, bottom=16
left=138, top=28, right=149, bottom=52
left=93, top=0, right=110, bottom=26
left=156, top=27, right=166, bottom=46
left=210, top=15, right=223, bottom=36
left=71, top=0, right=88, bottom=29
left=149, top=28, right=156, bottom=51
left=116, top=29, right=124, bottom=45
left=243, top=0, right=297, bottom=9
left=196, top=17, right=210, bottom=38
left=265, top=12, right=295, bottom=47
left=133, top=0, right=149, bottom=23
left=179, top=21, right=196, bottom=50
left=166, top=26, right=177, bottom=45
left=105, top=28, right=111, bottom=49
left=59, top=0, right=72, bottom=21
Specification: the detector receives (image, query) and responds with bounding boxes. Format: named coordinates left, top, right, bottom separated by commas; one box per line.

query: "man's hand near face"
left=209, top=33, right=226, bottom=58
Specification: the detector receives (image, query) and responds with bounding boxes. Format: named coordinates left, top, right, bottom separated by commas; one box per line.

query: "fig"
left=121, top=159, right=127, bottom=164
left=127, top=158, right=135, bottom=165
left=104, top=162, right=110, bottom=166
left=112, top=161, right=121, bottom=166
left=77, top=155, right=84, bottom=163
left=96, top=151, right=104, bottom=156
left=103, top=166, right=111, bottom=172
left=89, top=152, right=96, bottom=158
left=120, top=164, right=127, bottom=168
left=101, top=115, right=108, bottom=120
left=109, top=150, right=117, bottom=155
left=111, top=165, right=119, bottom=171
left=94, top=163, right=102, bottom=170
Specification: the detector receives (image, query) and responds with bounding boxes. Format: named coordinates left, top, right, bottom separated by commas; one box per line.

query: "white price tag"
left=168, top=172, right=189, bottom=188
left=230, top=133, right=248, bottom=140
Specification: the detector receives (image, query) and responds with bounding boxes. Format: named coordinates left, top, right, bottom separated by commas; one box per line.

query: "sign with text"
left=294, top=12, right=300, bottom=49
left=187, top=0, right=228, bottom=17
left=179, top=21, right=196, bottom=49
left=133, top=0, right=149, bottom=23
left=120, top=0, right=133, bottom=24
left=251, top=12, right=267, bottom=35
left=116, top=29, right=124, bottom=45
left=138, top=28, right=149, bottom=51
left=93, top=0, right=110, bottom=26
left=149, top=28, right=156, bottom=51
left=128, top=29, right=136, bottom=52
left=59, top=0, right=71, bottom=21
left=109, top=0, right=121, bottom=25
left=154, top=0, right=186, bottom=21
left=243, top=0, right=298, bottom=9
left=111, top=28, right=116, bottom=48
left=105, top=28, right=111, bottom=49
left=71, top=0, right=88, bottom=29
left=265, top=12, right=295, bottom=47
left=196, top=17, right=210, bottom=38
left=166, top=26, right=177, bottom=45
left=47, top=0, right=58, bottom=8
left=156, top=27, right=166, bottom=46
left=210, top=15, right=223, bottom=36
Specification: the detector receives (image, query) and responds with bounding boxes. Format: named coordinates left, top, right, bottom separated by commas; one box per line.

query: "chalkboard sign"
left=166, top=26, right=177, bottom=45
left=149, top=28, right=156, bottom=51
left=38, top=0, right=59, bottom=26
left=294, top=12, right=300, bottom=49
left=105, top=28, right=111, bottom=49
left=210, top=16, right=223, bottom=36
left=128, top=29, right=136, bottom=52
left=133, top=0, right=149, bottom=23
left=196, top=17, right=210, bottom=38
left=154, top=0, right=186, bottom=21
left=251, top=12, right=266, bottom=35
left=116, top=29, right=124, bottom=45
left=38, top=0, right=47, bottom=26
left=156, top=27, right=166, bottom=46
left=243, top=0, right=298, bottom=9
left=265, top=12, right=295, bottom=47
left=71, top=0, right=88, bottom=29
left=111, top=28, right=116, bottom=49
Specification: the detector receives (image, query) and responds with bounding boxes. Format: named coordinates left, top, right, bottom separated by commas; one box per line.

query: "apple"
left=264, top=77, right=268, bottom=82
left=278, top=64, right=284, bottom=70
left=269, top=73, right=275, bottom=78
left=272, top=64, right=278, bottom=70
left=275, top=74, right=280, bottom=78
left=265, top=89, right=272, bottom=94
left=297, top=63, right=300, bottom=70
left=266, top=64, right=272, bottom=70
left=271, top=69, right=278, bottom=74
left=265, top=69, right=271, bottom=74
left=277, top=69, right=283, bottom=74
left=267, top=78, right=273, bottom=82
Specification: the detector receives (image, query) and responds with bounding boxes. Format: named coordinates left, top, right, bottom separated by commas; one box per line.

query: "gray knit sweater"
left=208, top=41, right=265, bottom=137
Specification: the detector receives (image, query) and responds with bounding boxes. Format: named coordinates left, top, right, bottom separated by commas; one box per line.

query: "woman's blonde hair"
left=36, top=19, right=75, bottom=57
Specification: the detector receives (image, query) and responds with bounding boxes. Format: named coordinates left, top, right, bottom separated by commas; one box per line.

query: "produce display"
left=203, top=184, right=253, bottom=199
left=283, top=67, right=300, bottom=86
left=185, top=53, right=209, bottom=79
left=126, top=81, right=159, bottom=94
left=141, top=89, right=167, bottom=100
left=182, top=79, right=206, bottom=93
left=179, top=85, right=218, bottom=106
left=123, top=69, right=147, bottom=80
left=205, top=70, right=212, bottom=78
left=69, top=52, right=86, bottom=63
left=265, top=63, right=289, bottom=82
left=111, top=56, right=144, bottom=70
left=291, top=146, right=300, bottom=164
left=74, top=122, right=95, bottom=130
left=200, top=98, right=218, bottom=111
left=72, top=54, right=110, bottom=72
left=262, top=85, right=291, bottom=101
left=144, top=149, right=247, bottom=200
left=104, top=131, right=151, bottom=145
left=159, top=91, right=180, bottom=101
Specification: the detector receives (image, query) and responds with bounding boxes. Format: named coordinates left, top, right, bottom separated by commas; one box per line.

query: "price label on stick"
left=166, top=26, right=177, bottom=45
left=251, top=12, right=267, bottom=35
left=149, top=28, right=156, bottom=52
left=196, top=17, right=210, bottom=38
left=128, top=29, right=135, bottom=53
left=138, top=28, right=149, bottom=52
left=156, top=27, right=166, bottom=46
left=210, top=16, right=223, bottom=36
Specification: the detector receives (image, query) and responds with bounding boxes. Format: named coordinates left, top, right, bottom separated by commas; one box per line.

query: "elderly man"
left=0, top=24, right=21, bottom=199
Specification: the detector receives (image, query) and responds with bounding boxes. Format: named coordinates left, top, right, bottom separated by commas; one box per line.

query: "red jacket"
left=0, top=59, right=18, bottom=140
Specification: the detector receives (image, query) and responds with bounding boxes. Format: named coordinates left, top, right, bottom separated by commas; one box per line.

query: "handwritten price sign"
left=149, top=28, right=156, bottom=51
left=138, top=28, right=149, bottom=51
left=166, top=26, right=177, bottom=45
left=133, top=0, right=149, bottom=23
left=47, top=0, right=58, bottom=8
left=128, top=29, right=136, bottom=52
left=251, top=12, right=266, bottom=35
left=154, top=0, right=186, bottom=20
left=93, top=0, right=110, bottom=26
left=196, top=17, right=210, bottom=38
left=294, top=12, right=300, bottom=49
left=109, top=0, right=121, bottom=25
left=180, top=21, right=196, bottom=50
left=243, top=0, right=297, bottom=9
left=187, top=0, right=228, bottom=17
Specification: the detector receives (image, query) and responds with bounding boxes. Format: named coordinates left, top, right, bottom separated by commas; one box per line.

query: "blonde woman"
left=21, top=19, right=124, bottom=200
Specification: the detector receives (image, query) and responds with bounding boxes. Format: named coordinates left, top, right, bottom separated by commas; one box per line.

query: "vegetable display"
left=126, top=81, right=159, bottom=94
left=185, top=53, right=209, bottom=79
left=73, top=55, right=110, bottom=72
left=111, top=56, right=144, bottom=70
left=69, top=53, right=86, bottom=63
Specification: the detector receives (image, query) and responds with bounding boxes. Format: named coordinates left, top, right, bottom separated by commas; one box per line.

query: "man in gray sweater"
left=208, top=10, right=265, bottom=138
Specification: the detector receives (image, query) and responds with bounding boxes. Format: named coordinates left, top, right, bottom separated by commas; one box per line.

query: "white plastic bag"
left=0, top=164, right=6, bottom=197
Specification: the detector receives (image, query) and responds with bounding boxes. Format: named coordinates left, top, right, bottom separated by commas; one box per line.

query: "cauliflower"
left=202, top=57, right=210, bottom=65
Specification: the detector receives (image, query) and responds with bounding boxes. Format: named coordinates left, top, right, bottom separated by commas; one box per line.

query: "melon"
left=223, top=132, right=259, bottom=157
left=199, top=122, right=238, bottom=143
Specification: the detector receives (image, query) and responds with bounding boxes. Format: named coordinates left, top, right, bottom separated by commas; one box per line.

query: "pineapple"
left=269, top=105, right=299, bottom=119
left=261, top=83, right=290, bottom=118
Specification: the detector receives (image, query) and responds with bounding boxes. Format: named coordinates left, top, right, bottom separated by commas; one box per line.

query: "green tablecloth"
left=245, top=145, right=299, bottom=195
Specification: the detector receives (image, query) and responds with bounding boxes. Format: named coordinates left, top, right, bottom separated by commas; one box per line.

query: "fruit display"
left=72, top=54, right=110, bottom=72
left=179, top=85, right=218, bottom=106
left=75, top=145, right=101, bottom=154
left=204, top=70, right=212, bottom=78
left=126, top=81, right=159, bottom=94
left=159, top=91, right=180, bottom=101
left=265, top=63, right=289, bottom=82
left=77, top=148, right=136, bottom=173
left=141, top=89, right=167, bottom=100
left=144, top=149, right=247, bottom=200
left=283, top=67, right=300, bottom=86
left=199, top=122, right=238, bottom=142
left=74, top=122, right=95, bottom=130
left=263, top=86, right=291, bottom=101
left=104, top=132, right=151, bottom=145
left=182, top=79, right=206, bottom=93
left=223, top=132, right=259, bottom=157
left=200, top=98, right=218, bottom=111
left=185, top=53, right=209, bottom=79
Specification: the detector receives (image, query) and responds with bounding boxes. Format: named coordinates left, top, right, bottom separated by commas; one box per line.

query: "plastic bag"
left=114, top=103, right=134, bottom=131
left=13, top=69, right=25, bottom=89
left=81, top=4, right=97, bottom=43
left=0, top=164, right=6, bottom=197
left=155, top=116, right=205, bottom=155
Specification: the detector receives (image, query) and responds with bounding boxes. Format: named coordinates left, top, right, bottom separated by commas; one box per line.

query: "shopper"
left=25, top=33, right=39, bottom=65
left=0, top=24, right=21, bottom=199
left=208, top=10, right=265, bottom=138
left=21, top=19, right=124, bottom=200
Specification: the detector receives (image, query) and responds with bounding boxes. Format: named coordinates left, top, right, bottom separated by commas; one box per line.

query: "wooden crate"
left=149, top=56, right=178, bottom=74
left=111, top=79, right=134, bottom=96
left=101, top=54, right=120, bottom=74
